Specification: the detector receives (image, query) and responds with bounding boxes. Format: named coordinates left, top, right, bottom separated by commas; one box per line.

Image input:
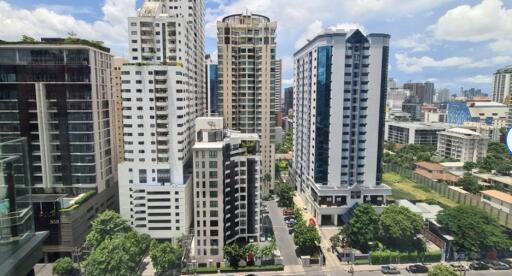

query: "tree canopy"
left=457, top=174, right=481, bottom=194
left=85, top=210, right=132, bottom=249
left=428, top=264, right=457, bottom=276
left=437, top=205, right=511, bottom=253
left=149, top=241, right=183, bottom=275
left=224, top=243, right=248, bottom=269
left=476, top=142, right=512, bottom=175
left=293, top=220, right=321, bottom=255
left=276, top=131, right=293, bottom=153
left=84, top=231, right=151, bottom=276
left=343, top=204, right=379, bottom=253
left=383, top=144, right=436, bottom=169
left=379, top=205, right=424, bottom=251
left=53, top=257, right=75, bottom=276
left=275, top=182, right=294, bottom=207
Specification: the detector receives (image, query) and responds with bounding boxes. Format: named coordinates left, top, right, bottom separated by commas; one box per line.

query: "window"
left=209, top=151, right=217, bottom=158
left=209, top=161, right=217, bottom=168
left=209, top=171, right=217, bottom=178
left=209, top=181, right=217, bottom=189
left=209, top=191, right=218, bottom=198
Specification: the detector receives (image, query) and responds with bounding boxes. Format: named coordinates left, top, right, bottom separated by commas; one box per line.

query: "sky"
left=2, top=0, right=512, bottom=94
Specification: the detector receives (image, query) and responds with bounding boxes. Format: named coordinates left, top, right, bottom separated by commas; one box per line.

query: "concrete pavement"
left=266, top=200, right=301, bottom=266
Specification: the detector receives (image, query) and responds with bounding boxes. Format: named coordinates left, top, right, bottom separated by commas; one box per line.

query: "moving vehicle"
left=406, top=264, right=428, bottom=273
left=469, top=261, right=490, bottom=270
left=381, top=265, right=400, bottom=274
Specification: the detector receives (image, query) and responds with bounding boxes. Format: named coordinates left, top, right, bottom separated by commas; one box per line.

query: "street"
left=265, top=200, right=301, bottom=266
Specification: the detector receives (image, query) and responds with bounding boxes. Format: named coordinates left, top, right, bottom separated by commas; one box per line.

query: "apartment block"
left=217, top=13, right=277, bottom=193
left=385, top=122, right=446, bottom=145
left=437, top=128, right=489, bottom=162
left=0, top=40, right=118, bottom=258
left=292, top=29, right=391, bottom=226
left=492, top=65, right=512, bottom=104
left=206, top=54, right=219, bottom=115
left=191, top=117, right=261, bottom=265
left=113, top=57, right=127, bottom=164
left=118, top=0, right=205, bottom=240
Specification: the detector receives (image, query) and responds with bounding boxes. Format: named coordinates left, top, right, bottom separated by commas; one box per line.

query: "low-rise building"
left=437, top=128, right=489, bottom=162
left=385, top=122, right=447, bottom=145
left=414, top=162, right=460, bottom=183
left=472, top=173, right=512, bottom=193
left=447, top=101, right=507, bottom=126
left=480, top=190, right=512, bottom=214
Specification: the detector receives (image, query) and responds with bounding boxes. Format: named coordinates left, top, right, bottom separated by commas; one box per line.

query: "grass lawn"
left=383, top=172, right=457, bottom=208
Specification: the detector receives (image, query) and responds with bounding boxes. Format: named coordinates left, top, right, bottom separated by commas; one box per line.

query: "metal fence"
left=383, top=163, right=512, bottom=229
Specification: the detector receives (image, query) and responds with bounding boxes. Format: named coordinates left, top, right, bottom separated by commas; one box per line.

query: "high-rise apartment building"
left=404, top=81, right=435, bottom=104
left=113, top=57, right=127, bottom=164
left=493, top=65, right=512, bottom=104
left=292, top=30, right=391, bottom=226
left=0, top=39, right=118, bottom=257
left=283, top=86, right=293, bottom=115
left=437, top=128, right=489, bottom=162
left=275, top=59, right=282, bottom=127
left=191, top=117, right=261, bottom=265
left=435, top=88, right=451, bottom=103
left=217, top=13, right=277, bottom=193
left=205, top=54, right=219, bottom=115
left=118, top=0, right=205, bottom=240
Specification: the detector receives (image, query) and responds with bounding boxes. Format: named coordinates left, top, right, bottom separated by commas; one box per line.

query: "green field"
left=383, top=172, right=457, bottom=208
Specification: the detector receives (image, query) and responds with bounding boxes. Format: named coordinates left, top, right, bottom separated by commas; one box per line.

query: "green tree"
left=275, top=182, right=294, bottom=207
left=428, top=264, right=457, bottom=276
left=329, top=234, right=341, bottom=248
left=53, top=257, right=75, bottom=276
left=257, top=238, right=277, bottom=259
left=84, top=231, right=150, bottom=276
left=292, top=208, right=304, bottom=223
left=293, top=221, right=321, bottom=255
left=224, top=243, right=248, bottom=269
left=343, top=204, right=379, bottom=253
left=379, top=205, right=424, bottom=251
left=21, top=35, right=36, bottom=42
left=457, top=174, right=481, bottom=194
left=463, top=162, right=477, bottom=172
left=149, top=241, right=183, bottom=275
left=85, top=210, right=132, bottom=249
left=437, top=205, right=511, bottom=253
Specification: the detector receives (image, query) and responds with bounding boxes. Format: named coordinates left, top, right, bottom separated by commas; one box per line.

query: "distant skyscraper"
left=292, top=29, right=391, bottom=226
left=435, top=88, right=451, bottom=103
left=463, top=88, right=484, bottom=99
left=205, top=54, right=218, bottom=115
left=283, top=86, right=294, bottom=115
left=404, top=81, right=434, bottom=104
left=492, top=65, right=512, bottom=103
left=118, top=0, right=205, bottom=240
left=387, top=78, right=397, bottom=89
left=217, top=13, right=277, bottom=193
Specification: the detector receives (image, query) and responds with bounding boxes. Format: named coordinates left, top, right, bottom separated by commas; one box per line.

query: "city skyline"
left=3, top=0, right=511, bottom=93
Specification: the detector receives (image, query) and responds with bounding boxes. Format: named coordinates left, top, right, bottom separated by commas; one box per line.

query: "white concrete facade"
left=437, top=128, right=489, bottom=163
left=292, top=30, right=391, bottom=226
left=118, top=0, right=205, bottom=240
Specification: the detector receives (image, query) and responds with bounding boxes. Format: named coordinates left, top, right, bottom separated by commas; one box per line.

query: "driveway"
left=266, top=200, right=300, bottom=265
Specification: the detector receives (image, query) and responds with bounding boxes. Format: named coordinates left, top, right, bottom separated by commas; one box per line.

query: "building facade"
left=292, top=30, right=391, bottom=226
left=437, top=128, right=488, bottom=163
left=0, top=40, right=118, bottom=258
left=283, top=86, right=293, bottom=115
left=492, top=65, right=512, bottom=104
left=113, top=57, right=127, bottom=164
left=206, top=54, right=219, bottom=115
left=385, top=122, right=446, bottom=145
left=118, top=0, right=205, bottom=240
left=192, top=117, right=261, bottom=265
left=217, top=13, right=277, bottom=193
left=447, top=101, right=507, bottom=126
left=404, top=81, right=435, bottom=104
left=401, top=95, right=422, bottom=120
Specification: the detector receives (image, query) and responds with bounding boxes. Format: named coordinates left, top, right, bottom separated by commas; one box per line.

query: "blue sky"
left=3, top=0, right=512, bottom=94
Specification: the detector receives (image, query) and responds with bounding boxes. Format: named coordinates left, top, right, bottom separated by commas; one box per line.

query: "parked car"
left=406, top=264, right=428, bottom=273
left=283, top=209, right=293, bottom=216
left=381, top=265, right=400, bottom=274
left=469, top=261, right=490, bottom=270
left=450, top=263, right=468, bottom=271
left=484, top=260, right=510, bottom=270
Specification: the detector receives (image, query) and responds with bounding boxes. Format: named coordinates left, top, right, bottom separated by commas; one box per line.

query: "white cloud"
left=281, top=56, right=293, bottom=74
left=282, top=78, right=293, bottom=87
left=489, top=39, right=512, bottom=53
left=430, top=0, right=512, bottom=52
left=395, top=52, right=512, bottom=73
left=395, top=53, right=471, bottom=73
left=394, top=34, right=431, bottom=52
left=294, top=20, right=323, bottom=50
left=0, top=0, right=136, bottom=55
left=328, top=23, right=366, bottom=33
left=460, top=75, right=492, bottom=84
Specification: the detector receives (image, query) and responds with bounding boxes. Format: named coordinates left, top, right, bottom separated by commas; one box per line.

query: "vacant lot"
left=383, top=172, right=457, bottom=207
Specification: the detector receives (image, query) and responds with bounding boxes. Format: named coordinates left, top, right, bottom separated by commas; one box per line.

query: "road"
left=226, top=268, right=512, bottom=276
left=266, top=200, right=300, bottom=265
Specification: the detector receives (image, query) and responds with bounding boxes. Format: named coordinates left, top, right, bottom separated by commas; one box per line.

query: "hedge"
left=370, top=250, right=441, bottom=265
left=183, top=264, right=284, bottom=274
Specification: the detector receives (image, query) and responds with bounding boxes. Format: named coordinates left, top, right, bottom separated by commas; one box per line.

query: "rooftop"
left=481, top=190, right=512, bottom=204
left=0, top=37, right=110, bottom=52
left=386, top=121, right=447, bottom=130
left=415, top=161, right=444, bottom=171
